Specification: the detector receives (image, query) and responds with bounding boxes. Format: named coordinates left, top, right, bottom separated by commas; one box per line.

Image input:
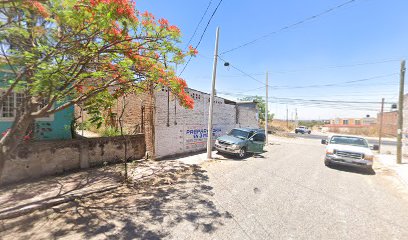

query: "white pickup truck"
left=321, top=135, right=378, bottom=170
left=295, top=126, right=311, bottom=134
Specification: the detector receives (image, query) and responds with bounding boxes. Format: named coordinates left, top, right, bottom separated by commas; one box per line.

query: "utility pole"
left=397, top=60, right=406, bottom=164
left=265, top=71, right=269, bottom=145
left=286, top=105, right=289, bottom=128
left=206, top=27, right=220, bottom=159
left=378, top=98, right=385, bottom=153
left=295, top=108, right=298, bottom=127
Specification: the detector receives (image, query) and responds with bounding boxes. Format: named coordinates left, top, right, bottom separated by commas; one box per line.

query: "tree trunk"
left=145, top=86, right=155, bottom=159
left=0, top=112, right=33, bottom=184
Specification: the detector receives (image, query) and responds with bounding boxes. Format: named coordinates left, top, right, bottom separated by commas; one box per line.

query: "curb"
left=375, top=156, right=408, bottom=189
left=0, top=185, right=118, bottom=220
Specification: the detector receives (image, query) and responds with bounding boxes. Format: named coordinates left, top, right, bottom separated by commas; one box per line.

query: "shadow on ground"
left=0, top=163, right=232, bottom=240
left=0, top=168, right=121, bottom=211
left=327, top=164, right=376, bottom=176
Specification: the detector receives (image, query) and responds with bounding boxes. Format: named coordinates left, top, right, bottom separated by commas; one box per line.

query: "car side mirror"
left=321, top=139, right=327, bottom=145
left=371, top=145, right=379, bottom=150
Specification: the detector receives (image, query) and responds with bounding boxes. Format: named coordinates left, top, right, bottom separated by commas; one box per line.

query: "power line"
left=203, top=58, right=401, bottom=79
left=268, top=73, right=399, bottom=89
left=219, top=59, right=400, bottom=76
left=184, top=0, right=213, bottom=50
left=220, top=0, right=359, bottom=55
left=271, top=59, right=400, bottom=74
left=178, top=0, right=224, bottom=76
left=218, top=55, right=265, bottom=85
left=218, top=91, right=395, bottom=105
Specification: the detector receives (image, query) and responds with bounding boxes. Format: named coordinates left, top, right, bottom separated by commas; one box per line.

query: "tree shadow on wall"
left=1, top=164, right=233, bottom=240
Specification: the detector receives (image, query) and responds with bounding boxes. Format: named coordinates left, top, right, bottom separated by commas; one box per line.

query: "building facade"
left=103, top=88, right=259, bottom=158
left=0, top=64, right=74, bottom=140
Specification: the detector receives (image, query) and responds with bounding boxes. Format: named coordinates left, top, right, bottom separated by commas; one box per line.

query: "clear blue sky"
left=137, top=0, right=408, bottom=120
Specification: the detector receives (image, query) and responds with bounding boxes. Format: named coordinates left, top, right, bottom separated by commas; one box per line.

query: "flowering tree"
left=0, top=0, right=196, bottom=178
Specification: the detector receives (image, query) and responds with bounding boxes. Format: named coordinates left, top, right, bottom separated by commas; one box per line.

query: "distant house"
left=328, top=116, right=377, bottom=127
left=324, top=116, right=377, bottom=134
left=0, top=62, right=74, bottom=140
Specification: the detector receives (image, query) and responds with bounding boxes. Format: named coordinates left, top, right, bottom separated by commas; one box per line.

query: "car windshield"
left=228, top=129, right=250, bottom=139
left=329, top=136, right=368, bottom=148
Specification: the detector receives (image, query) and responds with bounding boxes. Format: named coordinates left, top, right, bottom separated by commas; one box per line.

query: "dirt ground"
left=0, top=161, right=232, bottom=240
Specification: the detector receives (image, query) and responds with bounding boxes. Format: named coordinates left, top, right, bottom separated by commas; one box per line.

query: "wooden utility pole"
left=295, top=108, right=298, bottom=127
left=206, top=27, right=220, bottom=159
left=286, top=105, right=289, bottom=128
left=378, top=98, right=385, bottom=153
left=265, top=71, right=269, bottom=144
left=397, top=60, right=406, bottom=164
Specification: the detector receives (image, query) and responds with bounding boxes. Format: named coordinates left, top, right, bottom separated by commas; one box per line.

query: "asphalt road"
left=288, top=132, right=397, bottom=146
left=2, top=136, right=408, bottom=239
left=197, top=136, right=408, bottom=239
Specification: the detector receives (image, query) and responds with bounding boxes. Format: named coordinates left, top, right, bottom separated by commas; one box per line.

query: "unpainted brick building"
left=113, top=88, right=259, bottom=158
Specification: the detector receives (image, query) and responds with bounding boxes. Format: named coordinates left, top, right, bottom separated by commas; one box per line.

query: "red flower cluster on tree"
left=70, top=0, right=195, bottom=110
left=176, top=77, right=187, bottom=88
left=158, top=18, right=169, bottom=27
left=188, top=45, right=198, bottom=56
left=168, top=25, right=180, bottom=34
left=88, top=0, right=137, bottom=22
left=141, top=11, right=155, bottom=19
left=28, top=0, right=50, bottom=18
left=74, top=84, right=84, bottom=93
left=179, top=89, right=194, bottom=109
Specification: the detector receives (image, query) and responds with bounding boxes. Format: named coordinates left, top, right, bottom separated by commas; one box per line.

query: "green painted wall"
left=0, top=65, right=74, bottom=140
left=0, top=105, right=74, bottom=140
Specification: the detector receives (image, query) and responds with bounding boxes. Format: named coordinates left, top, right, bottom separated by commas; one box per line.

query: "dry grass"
left=329, top=126, right=379, bottom=137
left=268, top=120, right=296, bottom=133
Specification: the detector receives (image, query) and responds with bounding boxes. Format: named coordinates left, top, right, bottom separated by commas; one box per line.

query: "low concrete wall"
left=1, top=134, right=145, bottom=185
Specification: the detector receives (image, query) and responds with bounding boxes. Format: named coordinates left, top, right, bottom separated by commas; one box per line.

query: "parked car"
left=215, top=128, right=266, bottom=159
left=295, top=126, right=311, bottom=134
left=321, top=135, right=378, bottom=170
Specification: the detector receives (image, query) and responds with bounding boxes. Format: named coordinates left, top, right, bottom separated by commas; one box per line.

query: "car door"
left=248, top=133, right=265, bottom=153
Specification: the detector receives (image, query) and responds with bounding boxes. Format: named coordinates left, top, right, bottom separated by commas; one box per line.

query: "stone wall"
left=1, top=134, right=145, bottom=185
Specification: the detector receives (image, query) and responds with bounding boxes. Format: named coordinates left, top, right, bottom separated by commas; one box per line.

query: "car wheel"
left=308, top=131, right=311, bottom=134
left=238, top=148, right=246, bottom=159
left=324, top=159, right=331, bottom=167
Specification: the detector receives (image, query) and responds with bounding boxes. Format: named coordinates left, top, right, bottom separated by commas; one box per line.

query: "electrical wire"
left=178, top=0, right=224, bottom=76
left=220, top=0, right=359, bottom=55
left=218, top=91, right=395, bottom=105
left=268, top=73, right=399, bottom=90
left=218, top=55, right=266, bottom=85
left=217, top=59, right=401, bottom=77
left=184, top=0, right=213, bottom=50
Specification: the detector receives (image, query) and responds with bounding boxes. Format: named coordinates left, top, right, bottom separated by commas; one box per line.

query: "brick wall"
left=77, top=88, right=259, bottom=159
left=1, top=135, right=145, bottom=185
left=378, top=111, right=397, bottom=137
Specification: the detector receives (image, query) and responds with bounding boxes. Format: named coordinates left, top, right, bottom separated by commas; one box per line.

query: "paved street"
left=287, top=132, right=397, bottom=146
left=1, top=136, right=408, bottom=239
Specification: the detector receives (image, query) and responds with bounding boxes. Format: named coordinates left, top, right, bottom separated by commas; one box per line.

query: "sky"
left=136, top=0, right=408, bottom=120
